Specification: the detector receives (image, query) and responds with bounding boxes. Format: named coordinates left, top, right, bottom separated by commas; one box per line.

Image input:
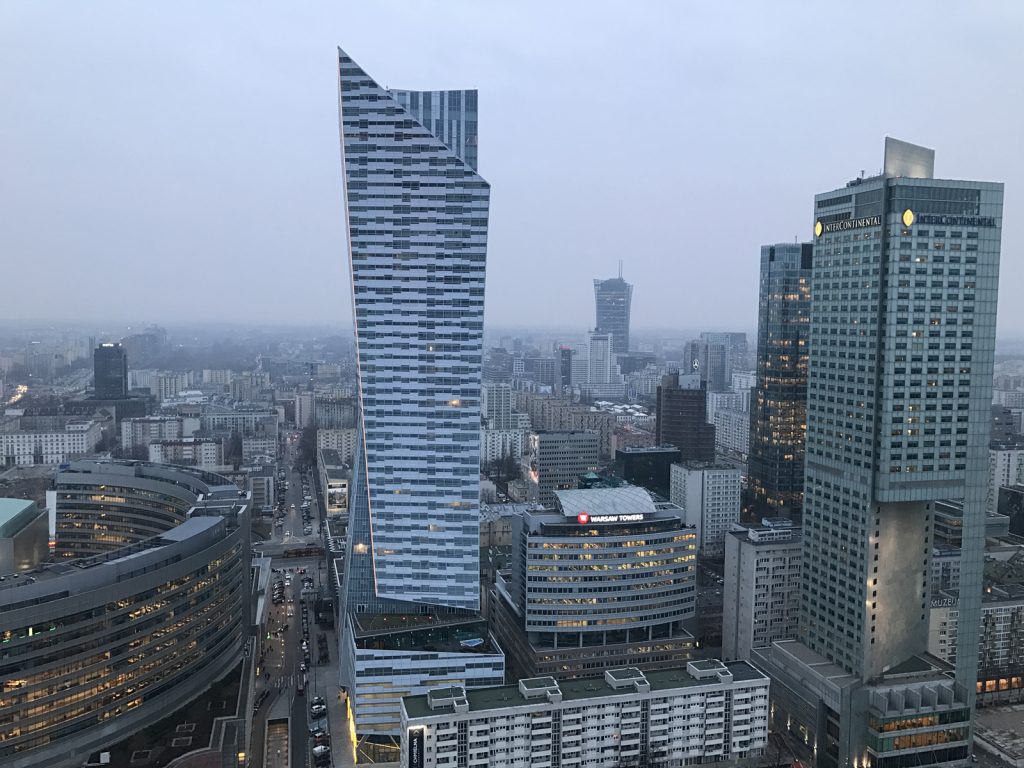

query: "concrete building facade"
left=401, top=662, right=769, bottom=768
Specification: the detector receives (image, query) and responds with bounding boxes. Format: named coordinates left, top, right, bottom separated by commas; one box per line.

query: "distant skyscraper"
left=655, top=372, right=715, bottom=463
left=594, top=269, right=633, bottom=355
left=747, top=242, right=813, bottom=518
left=754, top=138, right=1003, bottom=766
left=93, top=342, right=127, bottom=399
left=340, top=48, right=488, bottom=613
left=337, top=48, right=504, bottom=753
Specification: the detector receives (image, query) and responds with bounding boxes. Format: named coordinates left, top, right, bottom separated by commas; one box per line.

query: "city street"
left=250, top=442, right=353, bottom=768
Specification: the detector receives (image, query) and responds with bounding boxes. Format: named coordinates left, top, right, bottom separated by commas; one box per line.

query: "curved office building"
left=0, top=460, right=250, bottom=768
left=493, top=485, right=698, bottom=679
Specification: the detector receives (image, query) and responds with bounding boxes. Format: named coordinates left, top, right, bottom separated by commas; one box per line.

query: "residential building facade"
left=669, top=461, right=742, bottom=556
left=401, top=663, right=769, bottom=768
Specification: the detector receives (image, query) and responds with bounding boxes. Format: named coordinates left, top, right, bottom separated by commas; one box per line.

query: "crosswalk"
left=270, top=674, right=296, bottom=689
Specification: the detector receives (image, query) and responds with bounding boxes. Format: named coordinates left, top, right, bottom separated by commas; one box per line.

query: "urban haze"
left=2, top=4, right=1024, bottom=768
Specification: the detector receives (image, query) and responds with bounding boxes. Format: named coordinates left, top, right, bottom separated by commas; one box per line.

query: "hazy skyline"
left=2, top=2, right=1022, bottom=335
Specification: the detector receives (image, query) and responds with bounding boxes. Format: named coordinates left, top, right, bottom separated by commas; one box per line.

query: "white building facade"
left=480, top=428, right=524, bottom=464
left=401, top=662, right=769, bottom=768
left=316, top=427, right=358, bottom=465
left=0, top=417, right=103, bottom=466
left=989, top=445, right=1024, bottom=511
left=669, top=462, right=742, bottom=556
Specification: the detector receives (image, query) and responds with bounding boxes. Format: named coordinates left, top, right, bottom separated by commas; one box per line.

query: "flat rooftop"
left=404, top=661, right=766, bottom=719
left=319, top=448, right=345, bottom=467
left=976, top=707, right=1024, bottom=761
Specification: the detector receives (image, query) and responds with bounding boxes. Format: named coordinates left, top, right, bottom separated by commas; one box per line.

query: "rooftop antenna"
left=618, top=259, right=623, bottom=279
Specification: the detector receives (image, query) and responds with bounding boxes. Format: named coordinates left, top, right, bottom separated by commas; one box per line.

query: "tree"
left=297, top=427, right=318, bottom=470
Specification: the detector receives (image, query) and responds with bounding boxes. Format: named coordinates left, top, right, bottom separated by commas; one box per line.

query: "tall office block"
left=594, top=272, right=633, bottom=355
left=748, top=243, right=813, bottom=518
left=482, top=382, right=514, bottom=430
left=530, top=430, right=600, bottom=507
left=93, top=342, right=128, bottom=399
left=337, top=49, right=505, bottom=759
left=339, top=48, right=488, bottom=613
left=753, top=138, right=1003, bottom=767
left=722, top=520, right=802, bottom=662
left=656, top=372, right=715, bottom=463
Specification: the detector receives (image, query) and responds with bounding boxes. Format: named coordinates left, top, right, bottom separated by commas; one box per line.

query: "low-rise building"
left=928, top=551, right=1024, bottom=706
left=341, top=613, right=505, bottom=763
left=401, top=662, right=770, bottom=768
left=317, top=427, right=358, bottom=465
left=318, top=447, right=350, bottom=518
left=149, top=437, right=225, bottom=470
left=0, top=414, right=102, bottom=466
left=480, top=428, right=524, bottom=464
left=120, top=415, right=191, bottom=451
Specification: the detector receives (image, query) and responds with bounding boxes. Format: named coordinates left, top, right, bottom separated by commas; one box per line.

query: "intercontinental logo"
left=814, top=214, right=882, bottom=237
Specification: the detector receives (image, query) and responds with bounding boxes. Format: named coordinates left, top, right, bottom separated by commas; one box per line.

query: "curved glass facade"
left=0, top=460, right=249, bottom=768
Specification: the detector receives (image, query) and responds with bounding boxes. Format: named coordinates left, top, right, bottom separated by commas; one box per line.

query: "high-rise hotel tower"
left=754, top=138, right=1002, bottom=767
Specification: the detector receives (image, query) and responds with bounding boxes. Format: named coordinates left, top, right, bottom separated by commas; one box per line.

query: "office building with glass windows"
left=93, top=342, right=128, bottom=399
left=753, top=138, right=1003, bottom=767
left=1, top=460, right=249, bottom=768
left=748, top=242, right=813, bottom=518
left=594, top=273, right=633, bottom=355
left=491, top=486, right=697, bottom=681
left=336, top=47, right=501, bottom=760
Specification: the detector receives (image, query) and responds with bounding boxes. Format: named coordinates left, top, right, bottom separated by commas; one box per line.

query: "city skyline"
left=2, top=2, right=1024, bottom=337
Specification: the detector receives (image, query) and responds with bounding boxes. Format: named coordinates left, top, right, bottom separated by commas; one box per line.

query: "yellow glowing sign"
left=814, top=221, right=823, bottom=237
left=902, top=208, right=915, bottom=227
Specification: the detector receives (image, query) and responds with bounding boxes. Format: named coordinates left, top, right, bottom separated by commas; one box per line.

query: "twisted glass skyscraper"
left=339, top=48, right=488, bottom=613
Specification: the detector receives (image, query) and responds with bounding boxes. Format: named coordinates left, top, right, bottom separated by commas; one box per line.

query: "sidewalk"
left=306, top=610, right=354, bottom=767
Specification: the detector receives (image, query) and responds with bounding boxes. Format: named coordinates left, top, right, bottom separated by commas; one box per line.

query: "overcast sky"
left=2, top=2, right=1022, bottom=336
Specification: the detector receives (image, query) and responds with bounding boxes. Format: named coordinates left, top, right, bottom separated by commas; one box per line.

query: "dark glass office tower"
left=752, top=138, right=1003, bottom=768
left=656, top=371, right=715, bottom=462
left=594, top=273, right=633, bottom=355
left=93, top=342, right=127, bottom=399
left=747, top=243, right=812, bottom=519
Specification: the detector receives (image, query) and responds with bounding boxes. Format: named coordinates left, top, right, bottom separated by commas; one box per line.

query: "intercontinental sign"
left=814, top=215, right=881, bottom=236
left=916, top=213, right=996, bottom=227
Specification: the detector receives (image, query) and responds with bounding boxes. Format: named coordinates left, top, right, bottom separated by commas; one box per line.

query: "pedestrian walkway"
left=307, top=621, right=354, bottom=767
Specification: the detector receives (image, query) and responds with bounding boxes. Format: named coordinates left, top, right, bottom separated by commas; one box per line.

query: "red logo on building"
left=577, top=512, right=590, bottom=524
